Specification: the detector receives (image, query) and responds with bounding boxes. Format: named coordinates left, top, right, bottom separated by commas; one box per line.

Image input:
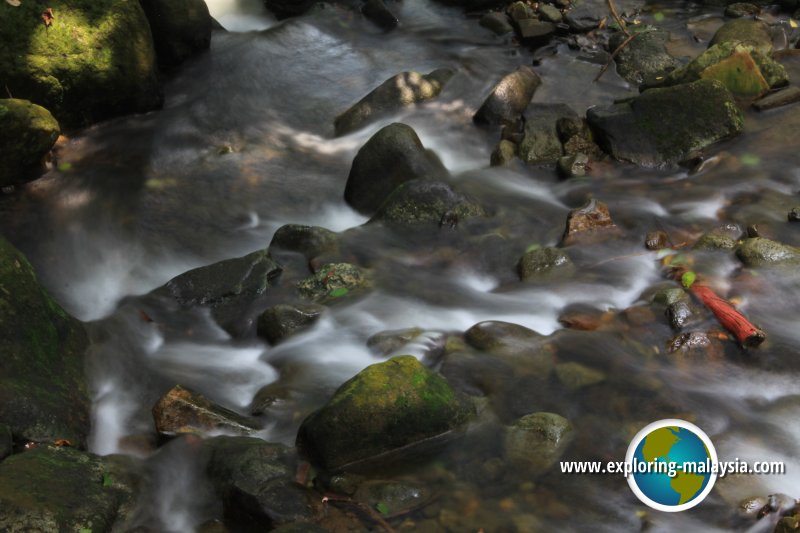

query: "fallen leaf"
left=53, top=439, right=73, bottom=447
left=791, top=19, right=798, bottom=29
left=42, top=7, right=54, bottom=28
left=5, top=0, right=21, bottom=6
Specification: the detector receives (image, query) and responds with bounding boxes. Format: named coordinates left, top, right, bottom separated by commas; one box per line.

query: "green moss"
left=0, top=98, right=60, bottom=186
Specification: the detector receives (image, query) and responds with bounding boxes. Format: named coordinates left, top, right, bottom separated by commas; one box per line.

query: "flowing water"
left=1, top=0, right=800, bottom=530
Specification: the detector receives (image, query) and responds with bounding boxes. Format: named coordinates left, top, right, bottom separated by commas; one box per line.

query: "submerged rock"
left=736, top=237, right=800, bottom=266
left=0, top=0, right=162, bottom=128
left=139, top=0, right=212, bottom=67
left=610, top=30, right=677, bottom=85
left=296, top=355, right=474, bottom=471
left=369, top=179, right=486, bottom=227
left=694, top=226, right=740, bottom=250
left=0, top=445, right=141, bottom=532
left=587, top=79, right=743, bottom=167
left=465, top=321, right=542, bottom=356
left=491, top=139, right=518, bottom=166
left=0, top=236, right=90, bottom=447
left=474, top=66, right=542, bottom=126
left=367, top=327, right=425, bottom=356
left=335, top=70, right=454, bottom=136
left=152, top=385, right=261, bottom=436
left=353, top=480, right=433, bottom=518
left=269, top=224, right=339, bottom=261
left=504, top=412, right=573, bottom=475
left=554, top=362, right=606, bottom=390
left=344, top=123, right=447, bottom=215
left=297, top=262, right=371, bottom=303
left=518, top=247, right=575, bottom=281
left=560, top=198, right=617, bottom=245
left=0, top=99, right=60, bottom=187
left=257, top=303, right=326, bottom=344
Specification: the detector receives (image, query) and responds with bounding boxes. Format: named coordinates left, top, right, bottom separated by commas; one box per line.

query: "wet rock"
left=367, top=327, right=424, bottom=356
left=0, top=99, right=60, bottom=187
left=153, top=248, right=282, bottom=335
left=587, top=79, right=743, bottom=167
left=296, top=355, right=474, bottom=471
left=667, top=331, right=714, bottom=354
left=296, top=262, right=371, bottom=303
left=519, top=104, right=578, bottom=164
left=369, top=179, right=486, bottom=227
left=204, top=436, right=313, bottom=528
left=269, top=224, right=339, bottom=262
left=694, top=226, right=741, bottom=250
left=736, top=237, right=800, bottom=266
left=653, top=287, right=689, bottom=306
left=335, top=71, right=454, bottom=136
left=789, top=207, right=800, bottom=222
left=465, top=321, right=542, bottom=355
left=753, top=86, right=800, bottom=111
left=0, top=445, right=141, bottom=531
left=645, top=230, right=669, bottom=250
left=518, top=247, right=575, bottom=281
left=474, top=66, right=542, bottom=126
left=344, top=123, right=447, bottom=215
left=554, top=362, right=606, bottom=390
left=557, top=152, right=589, bottom=178
left=564, top=0, right=604, bottom=32
left=152, top=385, right=261, bottom=436
left=491, top=140, right=518, bottom=166
left=257, top=303, right=326, bottom=345
left=361, top=0, right=399, bottom=30
left=0, top=425, right=11, bottom=462
left=0, top=0, right=162, bottom=128
left=558, top=307, right=608, bottom=331
left=440, top=349, right=516, bottom=396
left=480, top=11, right=514, bottom=35
left=709, top=19, right=773, bottom=54
left=776, top=514, right=800, bottom=533
left=724, top=2, right=760, bottom=17
left=515, top=19, right=557, bottom=45
left=538, top=4, right=563, bottom=23
left=610, top=30, right=677, bottom=85
left=354, top=480, right=433, bottom=518
left=504, top=412, right=573, bottom=475
left=0, top=236, right=90, bottom=447
left=139, top=0, right=212, bottom=68
left=667, top=300, right=693, bottom=330
left=508, top=1, right=537, bottom=24
left=560, top=198, right=616, bottom=246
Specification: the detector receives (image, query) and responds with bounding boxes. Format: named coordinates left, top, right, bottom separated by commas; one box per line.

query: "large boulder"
left=0, top=236, right=90, bottom=447
left=344, top=123, right=447, bottom=216
left=610, top=30, right=677, bottom=85
left=473, top=66, right=541, bottom=126
left=0, top=99, right=60, bottom=187
left=369, top=179, right=486, bottom=228
left=296, top=355, right=475, bottom=471
left=139, top=0, right=212, bottom=68
left=0, top=0, right=162, bottom=128
left=0, top=445, right=141, bottom=532
left=587, top=79, right=744, bottom=167
left=335, top=70, right=454, bottom=136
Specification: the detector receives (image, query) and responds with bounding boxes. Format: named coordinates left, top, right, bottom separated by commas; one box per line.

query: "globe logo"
left=626, top=419, right=718, bottom=512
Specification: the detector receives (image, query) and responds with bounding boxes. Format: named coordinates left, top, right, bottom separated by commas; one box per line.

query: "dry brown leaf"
left=5, top=0, right=21, bottom=7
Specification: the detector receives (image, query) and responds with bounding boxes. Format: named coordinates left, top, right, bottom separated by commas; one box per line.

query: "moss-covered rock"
left=335, top=70, right=454, bottom=136
left=0, top=0, right=162, bottom=128
left=0, top=445, right=141, bottom=532
left=610, top=30, right=677, bottom=85
left=139, top=0, right=212, bottom=68
left=344, top=123, right=448, bottom=216
left=736, top=237, right=800, bottom=266
left=504, top=412, right=573, bottom=475
left=518, top=247, right=575, bottom=281
left=694, top=229, right=739, bottom=250
left=474, top=66, right=541, bottom=126
left=587, top=79, right=743, bottom=167
left=296, top=262, right=371, bottom=303
left=709, top=19, right=773, bottom=54
left=257, top=303, right=326, bottom=344
left=296, top=356, right=474, bottom=471
left=0, top=236, right=90, bottom=447
left=0, top=99, right=60, bottom=187
left=369, top=179, right=486, bottom=228
left=152, top=385, right=261, bottom=436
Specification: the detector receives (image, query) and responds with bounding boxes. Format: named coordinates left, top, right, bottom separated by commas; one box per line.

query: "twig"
left=4, top=85, right=12, bottom=98
left=607, top=0, right=630, bottom=36
left=594, top=31, right=639, bottom=82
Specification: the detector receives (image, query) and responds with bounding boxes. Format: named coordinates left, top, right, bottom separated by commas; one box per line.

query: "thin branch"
left=594, top=31, right=639, bottom=82
left=607, top=0, right=630, bottom=36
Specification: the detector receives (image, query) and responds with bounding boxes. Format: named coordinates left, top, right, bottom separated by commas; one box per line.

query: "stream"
left=1, top=0, right=800, bottom=530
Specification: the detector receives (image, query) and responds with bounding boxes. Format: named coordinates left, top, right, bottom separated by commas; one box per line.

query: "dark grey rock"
left=369, top=179, right=486, bottom=227
left=361, top=0, right=398, bottom=30
left=474, top=66, right=542, bottom=126
left=610, top=30, right=677, bottom=85
left=538, top=4, right=563, bottom=22
left=519, top=103, right=577, bottom=164
left=515, top=19, right=556, bottom=44
left=139, top=0, right=212, bottom=67
left=257, top=303, right=326, bottom=344
left=269, top=224, right=339, bottom=260
left=518, top=247, right=575, bottom=280
left=480, top=11, right=514, bottom=35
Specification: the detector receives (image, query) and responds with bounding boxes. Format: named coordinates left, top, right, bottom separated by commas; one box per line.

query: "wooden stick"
left=607, top=0, right=630, bottom=37
left=594, top=32, right=639, bottom=82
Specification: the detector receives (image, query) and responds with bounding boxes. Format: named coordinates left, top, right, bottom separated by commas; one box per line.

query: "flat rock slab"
left=753, top=86, right=800, bottom=111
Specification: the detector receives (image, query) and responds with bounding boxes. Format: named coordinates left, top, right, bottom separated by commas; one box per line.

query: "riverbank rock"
left=504, top=412, right=573, bottom=475
left=610, top=30, right=677, bottom=85
left=152, top=385, right=261, bottom=436
left=518, top=247, right=575, bottom=281
left=587, top=79, right=743, bottom=167
left=297, top=262, right=371, bottom=303
left=736, top=237, right=800, bottom=266
left=153, top=248, right=282, bottom=335
left=0, top=236, right=90, bottom=447
left=0, top=0, right=162, bottom=128
left=474, top=66, right=541, bottom=126
left=369, top=179, right=487, bottom=227
left=561, top=198, right=617, bottom=245
left=257, top=303, right=326, bottom=344
left=0, top=99, right=60, bottom=188
left=344, top=124, right=447, bottom=215
left=335, top=70, right=454, bottom=136
left=296, top=355, right=475, bottom=471
left=204, top=436, right=313, bottom=528
left=519, top=104, right=578, bottom=164
left=0, top=445, right=141, bottom=531
left=139, top=0, right=212, bottom=68
left=709, top=19, right=773, bottom=54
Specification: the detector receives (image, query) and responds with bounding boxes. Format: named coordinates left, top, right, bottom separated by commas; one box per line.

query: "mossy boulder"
left=139, top=0, right=212, bottom=68
left=369, top=179, right=487, bottom=227
left=296, top=262, right=371, bottom=303
left=344, top=123, right=448, bottom=216
left=518, top=247, right=575, bottom=281
left=736, top=237, right=800, bottom=266
left=504, top=412, right=573, bottom=475
left=0, top=0, right=162, bottom=128
left=709, top=19, right=773, bottom=54
left=0, top=236, right=90, bottom=447
left=473, top=66, right=541, bottom=126
left=296, top=355, right=475, bottom=471
left=587, top=79, right=744, bottom=167
left=0, top=445, right=141, bottom=532
left=335, top=70, right=454, bottom=136
left=610, top=30, right=677, bottom=85
left=257, top=303, right=326, bottom=344
left=0, top=99, right=60, bottom=187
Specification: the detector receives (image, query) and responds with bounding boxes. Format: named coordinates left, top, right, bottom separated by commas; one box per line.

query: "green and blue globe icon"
left=626, top=419, right=718, bottom=512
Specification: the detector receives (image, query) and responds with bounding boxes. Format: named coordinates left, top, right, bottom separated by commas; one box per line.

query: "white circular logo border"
left=625, top=418, right=718, bottom=512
